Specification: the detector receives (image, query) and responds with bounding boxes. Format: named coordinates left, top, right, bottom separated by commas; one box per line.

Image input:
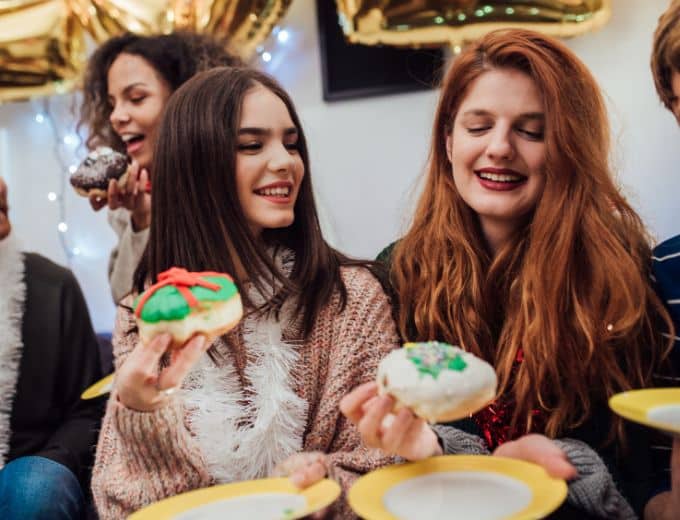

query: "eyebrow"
left=460, top=109, right=545, bottom=121
left=238, top=127, right=298, bottom=136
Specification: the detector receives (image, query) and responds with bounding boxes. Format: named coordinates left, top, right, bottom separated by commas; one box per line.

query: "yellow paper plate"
left=129, top=478, right=341, bottom=520
left=80, top=373, right=114, bottom=400
left=348, top=455, right=567, bottom=520
left=609, top=388, right=680, bottom=434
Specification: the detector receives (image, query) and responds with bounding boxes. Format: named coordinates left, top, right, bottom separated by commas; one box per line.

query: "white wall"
left=0, top=0, right=677, bottom=332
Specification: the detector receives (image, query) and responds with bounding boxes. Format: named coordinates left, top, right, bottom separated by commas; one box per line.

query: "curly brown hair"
left=651, top=0, right=680, bottom=111
left=78, top=32, right=242, bottom=151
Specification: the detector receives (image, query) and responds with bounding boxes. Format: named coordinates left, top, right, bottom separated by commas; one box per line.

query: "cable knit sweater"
left=91, top=266, right=400, bottom=519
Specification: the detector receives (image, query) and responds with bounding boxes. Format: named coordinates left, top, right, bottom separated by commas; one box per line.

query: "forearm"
left=553, top=438, right=636, bottom=520
left=92, top=397, right=212, bottom=518
left=432, top=424, right=490, bottom=456
left=108, top=210, right=149, bottom=302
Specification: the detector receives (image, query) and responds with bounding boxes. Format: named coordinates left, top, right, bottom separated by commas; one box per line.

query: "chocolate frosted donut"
left=70, top=147, right=129, bottom=198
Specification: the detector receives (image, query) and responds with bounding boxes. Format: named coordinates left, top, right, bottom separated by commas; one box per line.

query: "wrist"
left=431, top=436, right=444, bottom=456
left=131, top=210, right=151, bottom=232
left=116, top=390, right=164, bottom=413
left=426, top=425, right=444, bottom=457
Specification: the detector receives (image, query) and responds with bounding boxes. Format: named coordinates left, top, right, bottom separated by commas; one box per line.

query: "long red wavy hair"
left=392, top=29, right=674, bottom=439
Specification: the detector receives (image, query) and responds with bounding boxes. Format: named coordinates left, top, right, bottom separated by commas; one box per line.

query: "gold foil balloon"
left=336, top=1, right=612, bottom=48
left=0, top=0, right=86, bottom=102
left=71, top=0, right=294, bottom=60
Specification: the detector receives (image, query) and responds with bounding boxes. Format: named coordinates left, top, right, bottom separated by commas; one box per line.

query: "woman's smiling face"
left=235, top=85, right=305, bottom=236
left=447, top=67, right=547, bottom=246
left=107, top=53, right=172, bottom=171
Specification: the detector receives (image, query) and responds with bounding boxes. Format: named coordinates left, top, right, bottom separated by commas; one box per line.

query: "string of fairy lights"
left=27, top=26, right=293, bottom=264
left=34, top=96, right=83, bottom=262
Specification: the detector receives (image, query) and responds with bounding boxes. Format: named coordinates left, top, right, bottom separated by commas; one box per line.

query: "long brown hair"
left=78, top=31, right=242, bottom=151
left=134, top=67, right=366, bottom=337
left=392, top=29, right=674, bottom=439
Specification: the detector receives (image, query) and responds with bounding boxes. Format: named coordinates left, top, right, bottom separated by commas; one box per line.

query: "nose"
left=109, top=102, right=130, bottom=130
left=268, top=142, right=296, bottom=174
left=485, top=124, right=515, bottom=162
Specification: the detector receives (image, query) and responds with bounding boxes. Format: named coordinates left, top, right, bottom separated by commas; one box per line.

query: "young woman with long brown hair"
left=90, top=67, right=401, bottom=519
left=341, top=28, right=674, bottom=518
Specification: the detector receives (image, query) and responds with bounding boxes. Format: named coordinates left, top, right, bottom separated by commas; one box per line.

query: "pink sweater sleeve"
left=305, top=268, right=401, bottom=516
left=91, top=303, right=212, bottom=519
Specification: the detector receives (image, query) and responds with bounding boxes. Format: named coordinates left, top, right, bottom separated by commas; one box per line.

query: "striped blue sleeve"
left=650, top=235, right=680, bottom=496
left=652, top=234, right=680, bottom=367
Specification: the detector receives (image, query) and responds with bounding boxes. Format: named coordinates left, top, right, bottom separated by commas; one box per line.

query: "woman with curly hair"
left=342, top=28, right=675, bottom=519
left=78, top=32, right=241, bottom=303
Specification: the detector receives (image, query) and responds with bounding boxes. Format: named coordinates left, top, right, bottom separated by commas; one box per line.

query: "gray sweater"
left=433, top=425, right=637, bottom=519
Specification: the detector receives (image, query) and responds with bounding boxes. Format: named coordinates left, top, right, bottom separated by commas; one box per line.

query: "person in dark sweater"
left=0, top=175, right=105, bottom=519
left=340, top=29, right=674, bottom=519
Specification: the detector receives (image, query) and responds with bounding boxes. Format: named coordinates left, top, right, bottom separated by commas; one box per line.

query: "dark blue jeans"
left=0, top=456, right=85, bottom=519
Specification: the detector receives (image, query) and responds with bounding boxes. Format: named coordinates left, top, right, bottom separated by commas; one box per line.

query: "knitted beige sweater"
left=92, top=266, right=400, bottom=518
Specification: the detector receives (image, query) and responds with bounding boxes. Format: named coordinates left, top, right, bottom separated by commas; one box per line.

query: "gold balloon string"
left=35, top=96, right=83, bottom=262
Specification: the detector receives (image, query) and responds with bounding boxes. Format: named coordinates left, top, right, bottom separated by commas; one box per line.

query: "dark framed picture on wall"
left=316, top=0, right=446, bottom=102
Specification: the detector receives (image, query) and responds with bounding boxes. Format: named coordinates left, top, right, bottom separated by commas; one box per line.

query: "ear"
left=445, top=133, right=453, bottom=164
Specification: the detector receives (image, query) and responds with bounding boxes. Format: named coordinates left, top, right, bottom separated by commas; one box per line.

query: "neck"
left=479, top=216, right=523, bottom=257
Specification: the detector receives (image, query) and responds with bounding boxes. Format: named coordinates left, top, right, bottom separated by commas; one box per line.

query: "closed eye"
left=467, top=126, right=491, bottom=135
left=517, top=128, right=544, bottom=140
left=238, top=143, right=262, bottom=152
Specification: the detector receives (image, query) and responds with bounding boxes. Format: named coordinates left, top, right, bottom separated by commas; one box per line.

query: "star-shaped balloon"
left=0, top=0, right=86, bottom=102
left=335, top=0, right=611, bottom=48
left=0, top=0, right=293, bottom=102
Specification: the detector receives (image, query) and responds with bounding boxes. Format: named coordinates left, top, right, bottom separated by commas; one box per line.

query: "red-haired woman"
left=342, top=28, right=674, bottom=519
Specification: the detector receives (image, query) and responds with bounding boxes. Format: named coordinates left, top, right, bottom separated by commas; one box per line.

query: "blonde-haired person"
left=342, top=28, right=674, bottom=519
left=645, top=2, right=680, bottom=519
left=651, top=0, right=680, bottom=123
left=78, top=32, right=241, bottom=304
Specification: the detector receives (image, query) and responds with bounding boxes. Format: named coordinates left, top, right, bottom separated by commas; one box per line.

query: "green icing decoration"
left=134, top=276, right=237, bottom=323
left=406, top=341, right=468, bottom=379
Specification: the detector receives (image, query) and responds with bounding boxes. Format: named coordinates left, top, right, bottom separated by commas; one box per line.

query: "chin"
left=262, top=217, right=295, bottom=230
left=0, top=224, right=11, bottom=241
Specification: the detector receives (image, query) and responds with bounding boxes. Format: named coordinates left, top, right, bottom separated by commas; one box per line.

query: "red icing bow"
left=134, top=267, right=232, bottom=317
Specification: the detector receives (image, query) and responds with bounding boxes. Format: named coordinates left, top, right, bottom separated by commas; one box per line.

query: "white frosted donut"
left=377, top=341, right=497, bottom=423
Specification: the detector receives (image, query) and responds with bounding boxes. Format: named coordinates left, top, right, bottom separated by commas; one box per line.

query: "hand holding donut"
left=340, top=382, right=442, bottom=462
left=117, top=268, right=243, bottom=411
left=88, top=161, right=151, bottom=231
left=116, top=333, right=208, bottom=412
